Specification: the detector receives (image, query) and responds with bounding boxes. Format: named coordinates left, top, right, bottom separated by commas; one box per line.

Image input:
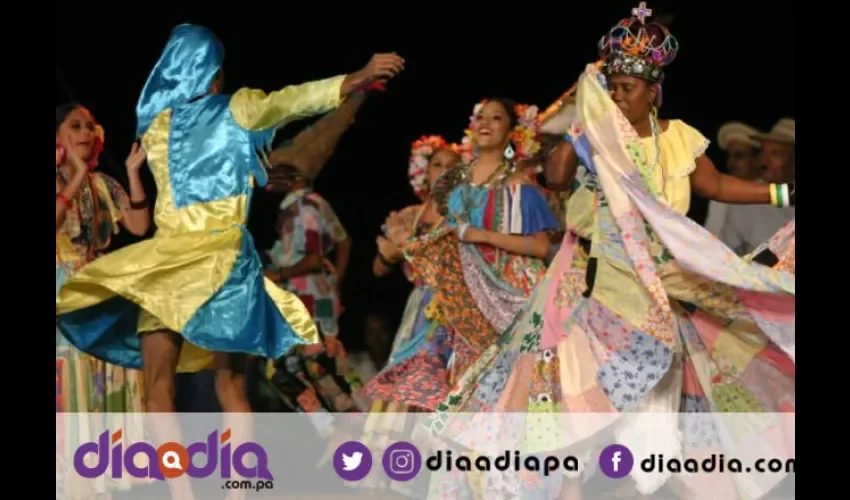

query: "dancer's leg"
left=141, top=330, right=194, bottom=500
left=214, top=353, right=250, bottom=413
left=215, top=353, right=251, bottom=500
left=142, top=330, right=181, bottom=412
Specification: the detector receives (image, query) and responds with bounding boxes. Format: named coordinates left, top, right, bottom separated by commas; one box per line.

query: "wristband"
left=130, top=198, right=148, bottom=210
left=770, top=183, right=791, bottom=208
left=378, top=254, right=398, bottom=267
left=459, top=223, right=470, bottom=242
left=56, top=193, right=72, bottom=209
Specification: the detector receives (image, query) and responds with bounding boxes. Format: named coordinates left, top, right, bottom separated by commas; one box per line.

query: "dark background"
left=55, top=1, right=795, bottom=352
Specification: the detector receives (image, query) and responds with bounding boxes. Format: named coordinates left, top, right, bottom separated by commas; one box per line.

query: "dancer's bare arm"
left=690, top=155, right=773, bottom=204
left=544, top=141, right=579, bottom=192
left=463, top=229, right=552, bottom=260
left=373, top=236, right=403, bottom=277
left=119, top=142, right=151, bottom=236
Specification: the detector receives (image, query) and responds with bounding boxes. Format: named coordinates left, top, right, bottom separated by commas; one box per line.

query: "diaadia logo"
left=73, top=429, right=273, bottom=481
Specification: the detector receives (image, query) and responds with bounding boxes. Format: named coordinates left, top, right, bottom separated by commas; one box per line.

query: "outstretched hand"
left=342, top=53, right=405, bottom=95
left=363, top=53, right=405, bottom=81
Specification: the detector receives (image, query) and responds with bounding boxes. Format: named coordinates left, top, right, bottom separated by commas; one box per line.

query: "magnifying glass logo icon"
left=156, top=443, right=189, bottom=478
left=162, top=450, right=182, bottom=469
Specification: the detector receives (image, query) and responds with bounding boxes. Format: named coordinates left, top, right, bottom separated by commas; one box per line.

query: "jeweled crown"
left=598, top=2, right=678, bottom=83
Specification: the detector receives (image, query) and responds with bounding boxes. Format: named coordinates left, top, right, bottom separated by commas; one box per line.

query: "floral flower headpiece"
left=462, top=100, right=541, bottom=163
left=450, top=139, right=475, bottom=164
left=408, top=135, right=449, bottom=198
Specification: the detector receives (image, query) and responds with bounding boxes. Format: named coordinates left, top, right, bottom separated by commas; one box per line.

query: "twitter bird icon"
left=333, top=441, right=372, bottom=481
left=342, top=451, right=363, bottom=471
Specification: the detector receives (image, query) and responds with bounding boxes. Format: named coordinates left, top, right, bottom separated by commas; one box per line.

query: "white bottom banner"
left=55, top=412, right=795, bottom=499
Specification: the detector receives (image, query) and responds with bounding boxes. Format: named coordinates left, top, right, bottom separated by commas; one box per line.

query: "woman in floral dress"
left=403, top=99, right=560, bottom=382
left=55, top=103, right=150, bottom=499
left=363, top=135, right=461, bottom=412
left=351, top=137, right=461, bottom=496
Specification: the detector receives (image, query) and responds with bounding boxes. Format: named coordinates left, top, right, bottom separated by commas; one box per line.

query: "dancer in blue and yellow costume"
left=55, top=24, right=406, bottom=418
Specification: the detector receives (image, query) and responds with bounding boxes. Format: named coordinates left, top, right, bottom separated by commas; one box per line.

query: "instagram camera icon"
left=391, top=450, right=414, bottom=473
left=382, top=442, right=421, bottom=481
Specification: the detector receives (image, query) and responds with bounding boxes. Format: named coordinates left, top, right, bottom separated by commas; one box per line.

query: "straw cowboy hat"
left=268, top=91, right=366, bottom=180
left=717, top=121, right=761, bottom=150
left=752, top=118, right=795, bottom=144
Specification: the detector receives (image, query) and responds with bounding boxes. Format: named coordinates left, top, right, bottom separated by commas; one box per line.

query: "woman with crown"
left=429, top=5, right=794, bottom=500
left=400, top=99, right=560, bottom=386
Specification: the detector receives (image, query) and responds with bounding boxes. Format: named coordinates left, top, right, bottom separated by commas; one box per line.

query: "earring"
left=651, top=105, right=659, bottom=119
left=504, top=143, right=515, bottom=160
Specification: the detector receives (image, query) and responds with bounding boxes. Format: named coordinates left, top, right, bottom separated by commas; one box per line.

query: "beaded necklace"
left=457, top=157, right=515, bottom=220
left=634, top=113, right=665, bottom=198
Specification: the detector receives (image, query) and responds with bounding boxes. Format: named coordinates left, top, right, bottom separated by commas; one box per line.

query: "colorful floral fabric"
left=404, top=181, right=559, bottom=377
left=430, top=64, right=795, bottom=499
left=56, top=168, right=146, bottom=500
left=363, top=206, right=454, bottom=410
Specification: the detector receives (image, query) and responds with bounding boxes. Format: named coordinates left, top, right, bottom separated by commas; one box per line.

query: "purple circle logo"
left=382, top=441, right=422, bottom=482
left=332, top=441, right=372, bottom=481
left=598, top=444, right=634, bottom=479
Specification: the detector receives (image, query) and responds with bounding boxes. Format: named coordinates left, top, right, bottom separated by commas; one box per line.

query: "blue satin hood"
left=136, top=24, right=225, bottom=137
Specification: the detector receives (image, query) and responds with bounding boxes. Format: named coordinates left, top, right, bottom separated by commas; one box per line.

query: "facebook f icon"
left=599, top=445, right=634, bottom=479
